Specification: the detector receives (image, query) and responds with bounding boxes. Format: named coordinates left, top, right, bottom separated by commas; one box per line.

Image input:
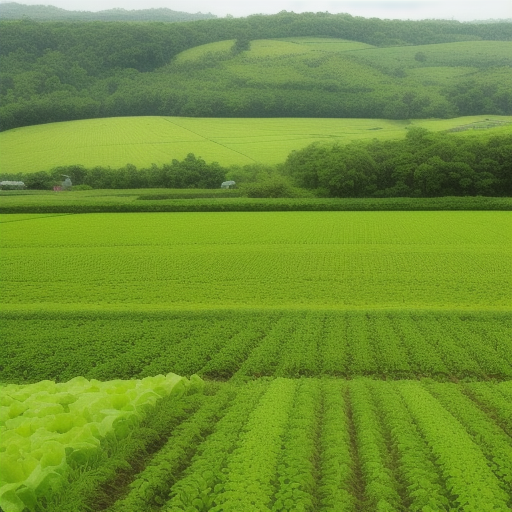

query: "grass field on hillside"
left=344, top=40, right=512, bottom=70
left=174, top=38, right=376, bottom=64
left=176, top=38, right=511, bottom=68
left=1, top=115, right=511, bottom=174
left=148, top=37, right=512, bottom=121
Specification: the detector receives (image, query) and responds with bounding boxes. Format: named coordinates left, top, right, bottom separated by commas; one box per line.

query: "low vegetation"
left=1, top=194, right=511, bottom=214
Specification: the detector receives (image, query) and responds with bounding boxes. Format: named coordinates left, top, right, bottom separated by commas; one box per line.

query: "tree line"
left=0, top=154, right=226, bottom=190
left=284, top=129, right=512, bottom=197
left=2, top=130, right=510, bottom=198
left=0, top=3, right=217, bottom=22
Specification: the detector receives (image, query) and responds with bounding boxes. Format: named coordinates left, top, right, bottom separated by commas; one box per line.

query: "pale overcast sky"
left=3, top=0, right=511, bottom=21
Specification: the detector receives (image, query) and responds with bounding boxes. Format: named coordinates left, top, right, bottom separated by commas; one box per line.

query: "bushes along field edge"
left=1, top=129, right=511, bottom=201
left=0, top=196, right=511, bottom=213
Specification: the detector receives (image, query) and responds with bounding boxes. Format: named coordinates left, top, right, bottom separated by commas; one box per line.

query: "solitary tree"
left=232, top=36, right=251, bottom=55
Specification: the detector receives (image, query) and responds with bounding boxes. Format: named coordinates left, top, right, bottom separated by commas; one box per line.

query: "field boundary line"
left=0, top=213, right=73, bottom=223
left=163, top=117, right=257, bottom=162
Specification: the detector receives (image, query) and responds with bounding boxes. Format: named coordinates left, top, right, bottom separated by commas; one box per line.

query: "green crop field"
left=4, top=376, right=511, bottom=512
left=1, top=210, right=511, bottom=511
left=1, top=114, right=511, bottom=174
left=1, top=211, right=511, bottom=311
left=343, top=40, right=512, bottom=71
left=174, top=38, right=511, bottom=70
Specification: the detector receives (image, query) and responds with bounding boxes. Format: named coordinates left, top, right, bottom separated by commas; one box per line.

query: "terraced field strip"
left=344, top=40, right=512, bottom=70
left=174, top=38, right=376, bottom=65
left=2, top=115, right=510, bottom=173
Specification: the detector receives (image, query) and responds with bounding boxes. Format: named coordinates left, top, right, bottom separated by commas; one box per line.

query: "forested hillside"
left=0, top=2, right=216, bottom=22
left=1, top=12, right=511, bottom=130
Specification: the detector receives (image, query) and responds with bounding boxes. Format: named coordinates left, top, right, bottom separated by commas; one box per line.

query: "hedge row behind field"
left=1, top=196, right=511, bottom=214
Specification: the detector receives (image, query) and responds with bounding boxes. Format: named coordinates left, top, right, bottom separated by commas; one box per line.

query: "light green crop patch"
left=0, top=373, right=202, bottom=512
left=175, top=38, right=376, bottom=63
left=173, top=39, right=234, bottom=63
left=344, top=40, right=512, bottom=69
left=1, top=115, right=510, bottom=174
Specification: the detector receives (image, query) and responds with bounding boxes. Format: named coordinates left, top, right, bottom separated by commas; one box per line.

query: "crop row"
left=124, top=378, right=512, bottom=512
left=2, top=211, right=509, bottom=251
left=2, top=310, right=511, bottom=383
left=1, top=249, right=509, bottom=310
left=13, top=378, right=510, bottom=512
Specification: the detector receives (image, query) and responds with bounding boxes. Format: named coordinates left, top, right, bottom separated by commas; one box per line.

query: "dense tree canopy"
left=284, top=130, right=512, bottom=197
left=0, top=3, right=217, bottom=22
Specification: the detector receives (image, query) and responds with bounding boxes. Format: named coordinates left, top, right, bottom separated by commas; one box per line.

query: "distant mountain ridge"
left=0, top=2, right=217, bottom=21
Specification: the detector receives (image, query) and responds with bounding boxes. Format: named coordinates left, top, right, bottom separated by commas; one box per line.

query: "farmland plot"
left=1, top=210, right=510, bottom=511
left=2, top=378, right=511, bottom=512
left=1, top=211, right=510, bottom=310
left=2, top=309, right=511, bottom=383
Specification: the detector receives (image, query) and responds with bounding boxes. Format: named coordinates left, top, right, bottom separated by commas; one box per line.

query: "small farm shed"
left=61, top=176, right=72, bottom=190
left=221, top=180, right=236, bottom=189
left=0, top=181, right=25, bottom=190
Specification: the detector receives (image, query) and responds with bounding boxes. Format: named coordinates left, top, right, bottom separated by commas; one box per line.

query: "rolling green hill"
left=1, top=14, right=511, bottom=130
left=1, top=115, right=510, bottom=174
left=143, top=37, right=512, bottom=120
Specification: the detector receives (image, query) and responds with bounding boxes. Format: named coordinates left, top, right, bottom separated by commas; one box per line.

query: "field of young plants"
left=1, top=210, right=511, bottom=512
left=1, top=114, right=510, bottom=174
left=1, top=211, right=510, bottom=310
